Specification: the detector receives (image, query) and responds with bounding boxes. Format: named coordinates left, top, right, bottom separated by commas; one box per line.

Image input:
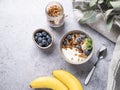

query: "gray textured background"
left=0, top=0, right=115, bottom=90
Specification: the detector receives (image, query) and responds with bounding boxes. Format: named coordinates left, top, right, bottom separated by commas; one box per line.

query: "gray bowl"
left=33, top=28, right=54, bottom=49
left=59, top=30, right=94, bottom=64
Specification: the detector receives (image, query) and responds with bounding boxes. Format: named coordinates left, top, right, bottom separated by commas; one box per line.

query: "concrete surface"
left=0, top=0, right=115, bottom=90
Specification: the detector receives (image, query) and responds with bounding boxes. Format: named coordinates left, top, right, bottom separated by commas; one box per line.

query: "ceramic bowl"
left=33, top=28, right=53, bottom=49
left=59, top=30, right=94, bottom=64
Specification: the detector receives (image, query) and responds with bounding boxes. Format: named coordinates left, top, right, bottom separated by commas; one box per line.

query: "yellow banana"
left=53, top=70, right=83, bottom=90
left=30, top=76, right=68, bottom=90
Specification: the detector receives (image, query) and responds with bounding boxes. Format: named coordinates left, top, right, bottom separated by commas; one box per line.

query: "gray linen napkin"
left=107, top=35, right=120, bottom=90
left=72, top=0, right=120, bottom=90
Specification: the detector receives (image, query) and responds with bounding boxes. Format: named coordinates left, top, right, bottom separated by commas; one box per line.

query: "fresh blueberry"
left=46, top=35, right=51, bottom=39
left=67, top=34, right=72, bottom=40
left=42, top=36, right=47, bottom=40
left=34, top=36, right=38, bottom=41
left=41, top=40, right=47, bottom=46
left=47, top=38, right=52, bottom=44
left=77, top=45, right=82, bottom=50
left=80, top=34, right=87, bottom=39
left=39, top=42, right=43, bottom=46
left=76, top=37, right=82, bottom=43
left=38, top=33, right=43, bottom=37
left=84, top=50, right=91, bottom=56
left=35, top=33, right=42, bottom=37
left=63, top=40, right=67, bottom=45
left=37, top=37, right=42, bottom=43
left=42, top=31, right=47, bottom=36
left=35, top=33, right=39, bottom=36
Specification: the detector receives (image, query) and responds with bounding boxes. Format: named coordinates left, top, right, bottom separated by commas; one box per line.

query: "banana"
left=29, top=76, right=68, bottom=90
left=53, top=70, right=83, bottom=90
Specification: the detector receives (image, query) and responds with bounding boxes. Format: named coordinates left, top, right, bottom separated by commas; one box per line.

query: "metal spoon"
left=85, top=46, right=107, bottom=85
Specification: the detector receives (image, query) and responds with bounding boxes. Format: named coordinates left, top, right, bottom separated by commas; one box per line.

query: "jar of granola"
left=45, top=1, right=64, bottom=27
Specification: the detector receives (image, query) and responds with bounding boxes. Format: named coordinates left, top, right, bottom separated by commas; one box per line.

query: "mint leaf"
left=86, top=37, right=93, bottom=50
left=86, top=43, right=92, bottom=50
left=87, top=37, right=92, bottom=44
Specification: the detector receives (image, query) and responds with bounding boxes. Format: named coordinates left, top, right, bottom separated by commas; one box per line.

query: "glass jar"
left=45, top=1, right=65, bottom=27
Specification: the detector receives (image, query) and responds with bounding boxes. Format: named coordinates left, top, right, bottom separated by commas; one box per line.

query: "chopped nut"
left=75, top=54, right=77, bottom=56
left=79, top=53, right=87, bottom=58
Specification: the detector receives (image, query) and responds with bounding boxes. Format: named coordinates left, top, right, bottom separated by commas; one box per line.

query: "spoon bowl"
left=97, top=46, right=107, bottom=59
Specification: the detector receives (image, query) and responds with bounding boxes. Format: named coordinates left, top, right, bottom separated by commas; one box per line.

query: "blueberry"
left=34, top=36, right=38, bottom=41
left=38, top=33, right=43, bottom=37
left=46, top=35, right=51, bottom=39
left=67, top=34, right=72, bottom=40
left=35, top=33, right=42, bottom=37
left=80, top=34, right=87, bottom=39
left=41, top=40, right=47, bottom=46
left=63, top=40, right=67, bottom=45
left=76, top=37, right=82, bottom=43
left=42, top=31, right=47, bottom=36
left=39, top=42, right=43, bottom=46
left=84, top=50, right=91, bottom=56
left=42, top=36, right=47, bottom=40
left=35, top=33, right=39, bottom=36
left=47, top=38, right=52, bottom=44
left=77, top=45, right=82, bottom=50
left=46, top=35, right=51, bottom=42
left=37, top=37, right=42, bottom=43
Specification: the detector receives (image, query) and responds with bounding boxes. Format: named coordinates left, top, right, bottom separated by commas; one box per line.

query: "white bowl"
left=59, top=30, right=94, bottom=64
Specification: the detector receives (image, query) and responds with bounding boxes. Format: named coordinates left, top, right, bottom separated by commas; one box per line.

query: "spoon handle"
left=85, top=66, right=96, bottom=85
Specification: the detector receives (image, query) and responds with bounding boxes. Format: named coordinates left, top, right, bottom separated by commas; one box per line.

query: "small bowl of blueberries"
left=33, top=28, right=53, bottom=49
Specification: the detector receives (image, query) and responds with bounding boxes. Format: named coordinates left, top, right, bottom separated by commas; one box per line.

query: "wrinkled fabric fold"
left=107, top=35, right=120, bottom=90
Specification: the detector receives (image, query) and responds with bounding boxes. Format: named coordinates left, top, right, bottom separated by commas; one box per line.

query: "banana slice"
left=53, top=70, right=83, bottom=90
left=30, top=76, right=68, bottom=90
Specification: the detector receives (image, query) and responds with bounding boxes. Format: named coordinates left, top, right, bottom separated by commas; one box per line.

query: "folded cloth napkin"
left=107, top=35, right=120, bottom=90
left=72, top=0, right=120, bottom=90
